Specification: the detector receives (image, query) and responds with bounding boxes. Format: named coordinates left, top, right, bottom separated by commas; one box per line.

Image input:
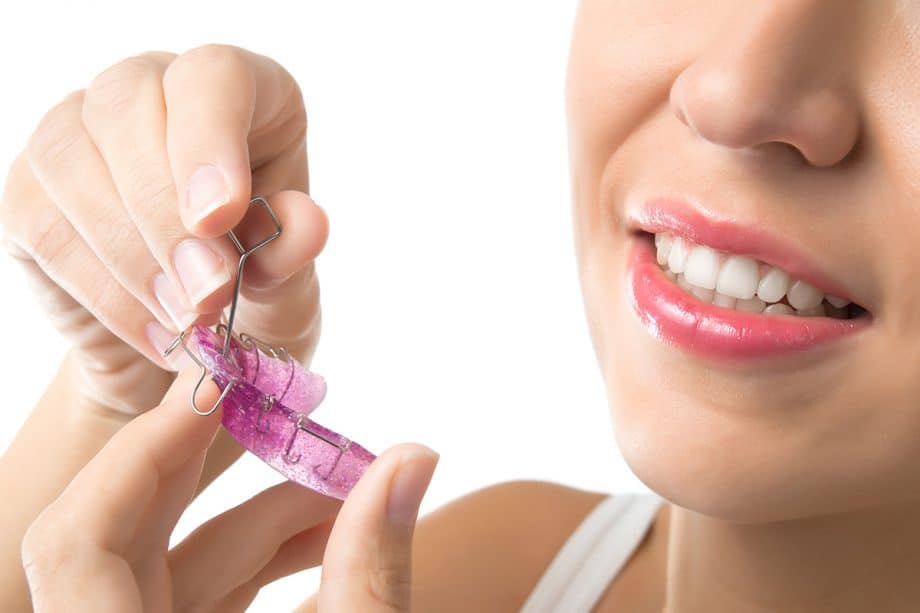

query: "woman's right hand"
left=0, top=46, right=329, bottom=417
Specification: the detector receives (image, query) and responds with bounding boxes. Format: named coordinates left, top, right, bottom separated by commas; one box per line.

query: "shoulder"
left=410, top=480, right=610, bottom=612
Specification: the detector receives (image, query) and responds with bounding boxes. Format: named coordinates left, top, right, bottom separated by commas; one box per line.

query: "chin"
left=599, top=325, right=919, bottom=524
left=607, top=383, right=809, bottom=524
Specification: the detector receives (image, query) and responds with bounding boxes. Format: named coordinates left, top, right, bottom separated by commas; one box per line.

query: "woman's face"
left=567, top=0, right=920, bottom=522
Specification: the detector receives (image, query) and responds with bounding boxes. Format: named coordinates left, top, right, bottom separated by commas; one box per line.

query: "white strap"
left=520, top=492, right=663, bottom=613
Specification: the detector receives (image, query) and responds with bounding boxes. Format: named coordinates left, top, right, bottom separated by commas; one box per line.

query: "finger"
left=161, top=44, right=308, bottom=236
left=232, top=190, right=327, bottom=290
left=316, top=444, right=439, bottom=612
left=162, top=44, right=324, bottom=362
left=214, top=520, right=336, bottom=612
left=230, top=190, right=328, bottom=362
left=246, top=519, right=335, bottom=587
left=0, top=154, right=179, bottom=370
left=25, top=89, right=197, bottom=331
left=12, top=256, right=179, bottom=415
left=53, top=368, right=221, bottom=552
left=81, top=52, right=237, bottom=315
left=21, top=369, right=220, bottom=611
left=195, top=427, right=246, bottom=497
left=170, top=481, right=340, bottom=610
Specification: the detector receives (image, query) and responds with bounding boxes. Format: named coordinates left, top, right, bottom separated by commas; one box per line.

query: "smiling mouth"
left=623, top=197, right=871, bottom=360
left=645, top=231, right=869, bottom=320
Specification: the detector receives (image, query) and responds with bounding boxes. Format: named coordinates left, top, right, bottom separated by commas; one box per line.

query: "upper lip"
left=625, top=195, right=870, bottom=312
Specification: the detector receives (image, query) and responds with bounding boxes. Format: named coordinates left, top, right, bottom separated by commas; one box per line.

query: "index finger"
left=162, top=45, right=308, bottom=237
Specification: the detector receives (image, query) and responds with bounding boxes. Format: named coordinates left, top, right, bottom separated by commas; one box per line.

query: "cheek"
left=567, top=3, right=710, bottom=352
left=566, top=1, right=718, bottom=180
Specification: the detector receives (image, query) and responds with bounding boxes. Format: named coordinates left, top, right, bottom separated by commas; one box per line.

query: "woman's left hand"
left=20, top=368, right=438, bottom=612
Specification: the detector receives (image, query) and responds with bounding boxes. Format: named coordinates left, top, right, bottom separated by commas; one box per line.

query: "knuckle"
left=83, top=55, right=164, bottom=122
left=0, top=154, right=30, bottom=230
left=167, top=43, right=251, bottom=86
left=29, top=212, right=78, bottom=271
left=263, top=57, right=306, bottom=130
left=0, top=154, right=80, bottom=271
left=120, top=160, right=176, bottom=210
left=27, top=91, right=86, bottom=171
left=82, top=274, right=121, bottom=326
left=21, top=510, right=69, bottom=574
left=281, top=79, right=308, bottom=139
left=142, top=49, right=178, bottom=66
left=0, top=154, right=44, bottom=253
left=365, top=560, right=411, bottom=612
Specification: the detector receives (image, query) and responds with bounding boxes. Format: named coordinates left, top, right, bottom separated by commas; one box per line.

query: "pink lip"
left=627, top=198, right=856, bottom=302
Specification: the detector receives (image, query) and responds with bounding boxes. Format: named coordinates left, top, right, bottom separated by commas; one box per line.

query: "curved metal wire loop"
left=215, top=323, right=291, bottom=363
left=162, top=195, right=281, bottom=416
left=222, top=195, right=282, bottom=357
left=239, top=333, right=291, bottom=362
left=163, top=331, right=235, bottom=416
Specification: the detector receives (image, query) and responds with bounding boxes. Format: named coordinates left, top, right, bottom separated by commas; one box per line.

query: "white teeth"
left=684, top=245, right=721, bottom=290
left=669, top=237, right=691, bottom=274
left=764, top=303, right=794, bottom=315
left=786, top=280, right=823, bottom=310
left=712, top=292, right=736, bottom=308
left=735, top=296, right=766, bottom=313
left=756, top=267, right=790, bottom=303
left=668, top=236, right=690, bottom=274
left=795, top=304, right=826, bottom=317
left=826, top=304, right=848, bottom=319
left=652, top=232, right=854, bottom=319
left=690, top=285, right=715, bottom=303
left=656, top=233, right=673, bottom=266
left=716, top=255, right=759, bottom=300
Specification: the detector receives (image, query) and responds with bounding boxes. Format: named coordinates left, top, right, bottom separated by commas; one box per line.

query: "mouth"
left=625, top=198, right=872, bottom=361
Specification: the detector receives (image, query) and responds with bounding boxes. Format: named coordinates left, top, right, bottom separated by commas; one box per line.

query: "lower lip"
left=627, top=236, right=870, bottom=360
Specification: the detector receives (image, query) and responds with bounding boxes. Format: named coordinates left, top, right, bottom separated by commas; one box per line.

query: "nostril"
left=670, top=60, right=861, bottom=168
left=669, top=76, right=689, bottom=128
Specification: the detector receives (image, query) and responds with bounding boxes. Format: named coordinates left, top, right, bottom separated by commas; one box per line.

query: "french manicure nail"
left=173, top=239, right=231, bottom=305
left=152, top=272, right=197, bottom=331
left=187, top=164, right=231, bottom=225
left=387, top=447, right=439, bottom=525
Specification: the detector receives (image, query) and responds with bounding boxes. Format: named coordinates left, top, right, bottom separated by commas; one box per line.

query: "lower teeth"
left=664, top=269, right=849, bottom=319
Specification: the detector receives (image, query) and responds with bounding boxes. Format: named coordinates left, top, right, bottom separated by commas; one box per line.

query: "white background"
left=0, top=1, right=649, bottom=609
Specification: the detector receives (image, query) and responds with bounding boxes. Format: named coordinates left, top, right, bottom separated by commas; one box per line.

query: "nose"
left=669, top=1, right=862, bottom=168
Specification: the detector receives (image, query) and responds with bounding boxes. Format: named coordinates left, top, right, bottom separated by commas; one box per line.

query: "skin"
left=0, top=47, right=438, bottom=611
left=568, top=0, right=920, bottom=611
left=2, top=0, right=919, bottom=611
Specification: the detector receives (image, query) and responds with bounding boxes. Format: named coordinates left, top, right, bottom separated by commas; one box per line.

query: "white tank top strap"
left=519, top=491, right=664, bottom=613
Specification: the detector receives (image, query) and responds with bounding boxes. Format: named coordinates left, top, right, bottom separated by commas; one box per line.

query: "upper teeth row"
left=655, top=232, right=850, bottom=312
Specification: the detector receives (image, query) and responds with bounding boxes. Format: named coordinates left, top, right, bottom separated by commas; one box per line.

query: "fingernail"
left=187, top=164, right=231, bottom=225
left=145, top=321, right=191, bottom=371
left=387, top=447, right=439, bottom=525
left=152, top=272, right=198, bottom=331
left=173, top=239, right=231, bottom=305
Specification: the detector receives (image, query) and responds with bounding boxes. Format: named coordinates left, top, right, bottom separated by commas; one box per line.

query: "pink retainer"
left=189, top=325, right=376, bottom=500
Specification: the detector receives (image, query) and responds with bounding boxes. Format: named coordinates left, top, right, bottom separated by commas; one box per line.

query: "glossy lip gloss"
left=624, top=198, right=871, bottom=361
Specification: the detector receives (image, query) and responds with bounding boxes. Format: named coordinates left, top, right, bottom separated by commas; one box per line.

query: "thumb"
left=230, top=189, right=329, bottom=363
left=317, top=443, right=439, bottom=612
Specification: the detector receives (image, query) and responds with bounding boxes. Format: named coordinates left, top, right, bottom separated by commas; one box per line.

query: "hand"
left=21, top=369, right=439, bottom=612
left=0, top=45, right=327, bottom=417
